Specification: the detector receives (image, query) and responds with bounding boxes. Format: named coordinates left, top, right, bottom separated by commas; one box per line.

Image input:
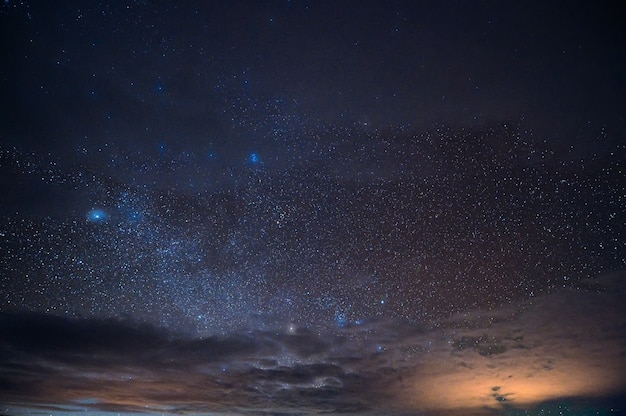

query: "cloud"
left=0, top=312, right=379, bottom=414
left=1, top=273, right=625, bottom=415
left=386, top=273, right=626, bottom=413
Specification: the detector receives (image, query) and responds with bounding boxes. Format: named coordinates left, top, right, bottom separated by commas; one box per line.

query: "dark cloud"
left=451, top=335, right=508, bottom=356
left=2, top=275, right=625, bottom=415
left=0, top=312, right=384, bottom=414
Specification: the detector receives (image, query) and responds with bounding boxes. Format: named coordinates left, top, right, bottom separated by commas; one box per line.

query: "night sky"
left=1, top=1, right=625, bottom=415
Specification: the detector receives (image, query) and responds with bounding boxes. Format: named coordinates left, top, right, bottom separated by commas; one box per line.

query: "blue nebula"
left=87, top=209, right=107, bottom=223
left=248, top=153, right=260, bottom=164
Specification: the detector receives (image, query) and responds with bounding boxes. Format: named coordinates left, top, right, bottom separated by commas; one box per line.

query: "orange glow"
left=401, top=351, right=625, bottom=413
left=388, top=289, right=626, bottom=414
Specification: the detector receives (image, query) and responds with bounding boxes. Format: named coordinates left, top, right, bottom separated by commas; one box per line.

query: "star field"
left=1, top=123, right=624, bottom=335
left=0, top=1, right=625, bottom=414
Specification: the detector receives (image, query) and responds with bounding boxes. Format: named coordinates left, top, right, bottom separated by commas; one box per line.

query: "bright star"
left=87, top=209, right=107, bottom=222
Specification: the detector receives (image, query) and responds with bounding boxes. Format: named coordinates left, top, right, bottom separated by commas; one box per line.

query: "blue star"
left=335, top=312, right=347, bottom=327
left=248, top=153, right=260, bottom=164
left=87, top=209, right=107, bottom=223
left=128, top=211, right=143, bottom=222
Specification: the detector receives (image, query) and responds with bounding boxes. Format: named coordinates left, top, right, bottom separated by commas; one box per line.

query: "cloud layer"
left=1, top=273, right=625, bottom=415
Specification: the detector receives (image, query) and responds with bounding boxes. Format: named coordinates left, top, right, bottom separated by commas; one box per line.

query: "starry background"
left=0, top=1, right=625, bottom=414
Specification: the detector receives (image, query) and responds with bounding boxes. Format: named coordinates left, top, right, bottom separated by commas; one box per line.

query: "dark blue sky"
left=1, top=1, right=624, bottom=159
left=0, top=1, right=625, bottom=415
